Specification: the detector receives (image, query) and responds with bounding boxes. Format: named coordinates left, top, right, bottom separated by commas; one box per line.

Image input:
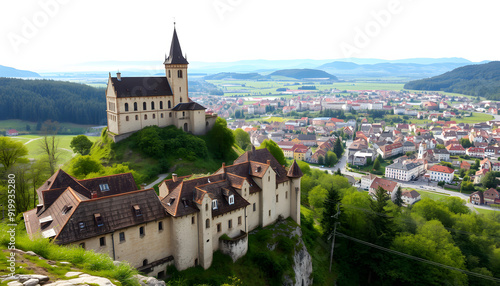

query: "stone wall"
left=218, top=231, right=248, bottom=262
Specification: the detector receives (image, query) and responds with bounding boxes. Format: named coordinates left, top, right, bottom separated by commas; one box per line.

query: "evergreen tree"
left=321, top=185, right=342, bottom=240
left=373, top=157, right=381, bottom=171
left=370, top=186, right=395, bottom=246
left=333, top=137, right=343, bottom=158
left=394, top=186, right=403, bottom=207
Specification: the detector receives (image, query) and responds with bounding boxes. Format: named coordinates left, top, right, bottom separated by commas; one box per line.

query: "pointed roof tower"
left=287, top=160, right=303, bottom=178
left=164, top=25, right=189, bottom=65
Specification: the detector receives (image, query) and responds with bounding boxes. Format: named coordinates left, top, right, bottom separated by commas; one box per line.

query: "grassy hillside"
left=404, top=61, right=500, bottom=99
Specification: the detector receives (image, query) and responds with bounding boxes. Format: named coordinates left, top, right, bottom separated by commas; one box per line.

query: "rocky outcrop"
left=1, top=273, right=116, bottom=286
left=133, top=274, right=166, bottom=286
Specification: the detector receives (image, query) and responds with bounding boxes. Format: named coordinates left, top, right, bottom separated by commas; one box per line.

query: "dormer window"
left=99, top=184, right=109, bottom=192
left=133, top=205, right=142, bottom=216
left=61, top=205, right=72, bottom=215
left=94, top=213, right=104, bottom=227
left=212, top=199, right=218, bottom=210
left=228, top=195, right=234, bottom=205
left=167, top=197, right=175, bottom=206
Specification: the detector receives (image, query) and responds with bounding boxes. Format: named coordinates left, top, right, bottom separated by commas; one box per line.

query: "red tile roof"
left=428, top=165, right=454, bottom=174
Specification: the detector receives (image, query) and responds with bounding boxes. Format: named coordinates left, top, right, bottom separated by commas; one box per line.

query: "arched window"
left=144, top=115, right=147, bottom=120
left=124, top=103, right=129, bottom=112
left=205, top=219, right=210, bottom=229
left=178, top=70, right=183, bottom=78
left=168, top=101, right=171, bottom=108
left=126, top=116, right=129, bottom=121
left=151, top=101, right=155, bottom=110
left=135, top=115, right=138, bottom=120
left=184, top=123, right=188, bottom=132
left=143, top=102, right=147, bottom=110
left=134, top=102, right=138, bottom=111
left=182, top=111, right=185, bottom=117
left=143, top=259, right=148, bottom=266
left=160, top=101, right=163, bottom=109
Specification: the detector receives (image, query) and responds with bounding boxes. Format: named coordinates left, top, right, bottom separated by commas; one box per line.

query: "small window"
left=153, top=114, right=156, bottom=119
left=178, top=70, right=183, bottom=78
left=79, top=221, right=85, bottom=230
left=168, top=70, right=171, bottom=78
left=179, top=87, right=181, bottom=92
left=99, top=184, right=109, bottom=191
left=212, top=200, right=218, bottom=210
left=228, top=219, right=232, bottom=229
left=126, top=116, right=129, bottom=121
left=125, top=103, right=129, bottom=112
left=79, top=242, right=85, bottom=249
left=205, top=219, right=210, bottom=229
left=269, top=210, right=271, bottom=217
left=276, top=195, right=279, bottom=203
left=182, top=111, right=185, bottom=117
left=191, top=216, right=195, bottom=225
left=180, top=97, right=183, bottom=103
left=286, top=191, right=288, bottom=199
left=238, top=216, right=242, bottom=225
left=161, top=113, right=164, bottom=118
left=99, top=236, right=106, bottom=246
left=217, top=223, right=221, bottom=233
left=135, top=115, right=139, bottom=120
left=168, top=101, right=171, bottom=108
left=228, top=195, right=234, bottom=205
left=134, top=102, right=138, bottom=111
left=268, top=176, right=270, bottom=182
left=61, top=205, right=72, bottom=214
left=134, top=205, right=142, bottom=216
left=151, top=101, right=155, bottom=110
left=143, top=102, right=147, bottom=110
left=160, top=101, right=163, bottom=109
left=169, top=112, right=172, bottom=118
left=94, top=213, right=104, bottom=227
left=119, top=232, right=125, bottom=242
left=144, top=114, right=147, bottom=120
left=139, top=226, right=145, bottom=237
left=143, top=259, right=148, bottom=266
left=253, top=203, right=256, bottom=212
left=205, top=204, right=208, bottom=211
left=158, top=221, right=163, bottom=231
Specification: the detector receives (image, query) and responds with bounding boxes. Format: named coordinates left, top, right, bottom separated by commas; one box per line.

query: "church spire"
left=164, top=25, right=189, bottom=65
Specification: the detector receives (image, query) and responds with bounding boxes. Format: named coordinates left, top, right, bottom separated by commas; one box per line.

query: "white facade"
left=429, top=169, right=454, bottom=183
left=385, top=162, right=422, bottom=182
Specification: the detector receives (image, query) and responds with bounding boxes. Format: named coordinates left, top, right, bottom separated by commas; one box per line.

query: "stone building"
left=23, top=148, right=302, bottom=277
left=105, top=27, right=217, bottom=142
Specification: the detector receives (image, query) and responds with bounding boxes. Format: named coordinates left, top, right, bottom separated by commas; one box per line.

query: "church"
left=105, top=26, right=217, bottom=142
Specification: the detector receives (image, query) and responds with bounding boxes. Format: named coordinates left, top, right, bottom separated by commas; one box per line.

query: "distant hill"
left=0, top=65, right=40, bottom=78
left=404, top=61, right=500, bottom=100
left=0, top=78, right=106, bottom=125
left=204, top=72, right=263, bottom=80
left=316, top=61, right=475, bottom=80
left=269, top=69, right=337, bottom=80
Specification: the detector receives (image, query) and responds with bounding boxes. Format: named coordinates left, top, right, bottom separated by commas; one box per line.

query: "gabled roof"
left=110, top=77, right=173, bottom=98
left=171, top=102, right=206, bottom=111
left=234, top=148, right=290, bottom=184
left=370, top=178, right=398, bottom=193
left=164, top=27, right=189, bottom=65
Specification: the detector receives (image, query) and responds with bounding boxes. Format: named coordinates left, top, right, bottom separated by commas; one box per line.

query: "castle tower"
left=164, top=25, right=189, bottom=106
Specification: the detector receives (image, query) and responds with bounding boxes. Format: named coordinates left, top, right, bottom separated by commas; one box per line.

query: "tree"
left=70, top=135, right=93, bottom=155
left=436, top=144, right=445, bottom=149
left=308, top=185, right=328, bottom=210
left=333, top=138, right=344, bottom=158
left=438, top=181, right=446, bottom=187
left=325, top=151, right=338, bottom=167
left=335, top=168, right=342, bottom=176
left=26, top=124, right=31, bottom=132
left=70, top=155, right=103, bottom=178
left=318, top=155, right=324, bottom=165
left=38, top=120, right=63, bottom=174
left=207, top=117, right=235, bottom=160
left=394, top=186, right=403, bottom=207
left=373, top=156, right=381, bottom=171
left=321, top=184, right=342, bottom=240
left=481, top=171, right=498, bottom=189
left=459, top=168, right=466, bottom=178
left=460, top=181, right=475, bottom=193
left=258, top=139, right=286, bottom=166
left=460, top=138, right=472, bottom=148
left=0, top=137, right=29, bottom=171
left=370, top=186, right=394, bottom=246
left=233, top=129, right=251, bottom=151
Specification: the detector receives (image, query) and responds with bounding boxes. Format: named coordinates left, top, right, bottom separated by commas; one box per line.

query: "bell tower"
left=164, top=24, right=189, bottom=106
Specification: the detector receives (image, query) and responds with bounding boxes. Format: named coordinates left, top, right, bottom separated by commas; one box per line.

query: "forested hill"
left=404, top=61, right=500, bottom=99
left=0, top=78, right=106, bottom=125
left=270, top=68, right=338, bottom=80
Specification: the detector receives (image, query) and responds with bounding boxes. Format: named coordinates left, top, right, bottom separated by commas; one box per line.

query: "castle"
left=105, top=26, right=217, bottom=142
left=23, top=148, right=302, bottom=277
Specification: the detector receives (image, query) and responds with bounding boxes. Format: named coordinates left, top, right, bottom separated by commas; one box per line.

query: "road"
left=309, top=139, right=500, bottom=213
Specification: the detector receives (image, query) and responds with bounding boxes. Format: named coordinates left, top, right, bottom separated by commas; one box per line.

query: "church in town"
left=105, top=26, right=217, bottom=142
left=23, top=147, right=303, bottom=277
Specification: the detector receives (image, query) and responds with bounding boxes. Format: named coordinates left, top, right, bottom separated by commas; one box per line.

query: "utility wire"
left=336, top=232, right=500, bottom=283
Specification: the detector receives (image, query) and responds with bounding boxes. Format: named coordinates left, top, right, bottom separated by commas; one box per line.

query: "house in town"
left=428, top=165, right=454, bottom=183
left=470, top=191, right=484, bottom=205
left=385, top=162, right=424, bottom=181
left=6, top=129, right=18, bottom=136
left=401, top=190, right=421, bottom=205
left=24, top=148, right=303, bottom=276
left=361, top=173, right=378, bottom=190
left=369, top=177, right=399, bottom=201
left=484, top=188, right=500, bottom=205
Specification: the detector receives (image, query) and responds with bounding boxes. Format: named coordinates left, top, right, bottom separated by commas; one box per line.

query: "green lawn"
left=474, top=207, right=498, bottom=216
left=0, top=119, right=97, bottom=135
left=405, top=112, right=493, bottom=125
left=9, top=134, right=100, bottom=165
left=408, top=189, right=450, bottom=201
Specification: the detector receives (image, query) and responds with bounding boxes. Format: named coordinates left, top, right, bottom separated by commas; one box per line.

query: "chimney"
left=172, top=173, right=178, bottom=182
left=91, top=191, right=97, bottom=199
left=267, top=160, right=271, bottom=165
left=117, top=71, right=121, bottom=81
left=222, top=162, right=225, bottom=169
left=140, top=183, right=147, bottom=190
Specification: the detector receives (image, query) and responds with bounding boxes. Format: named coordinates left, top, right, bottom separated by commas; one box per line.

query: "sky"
left=0, top=0, right=499, bottom=72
